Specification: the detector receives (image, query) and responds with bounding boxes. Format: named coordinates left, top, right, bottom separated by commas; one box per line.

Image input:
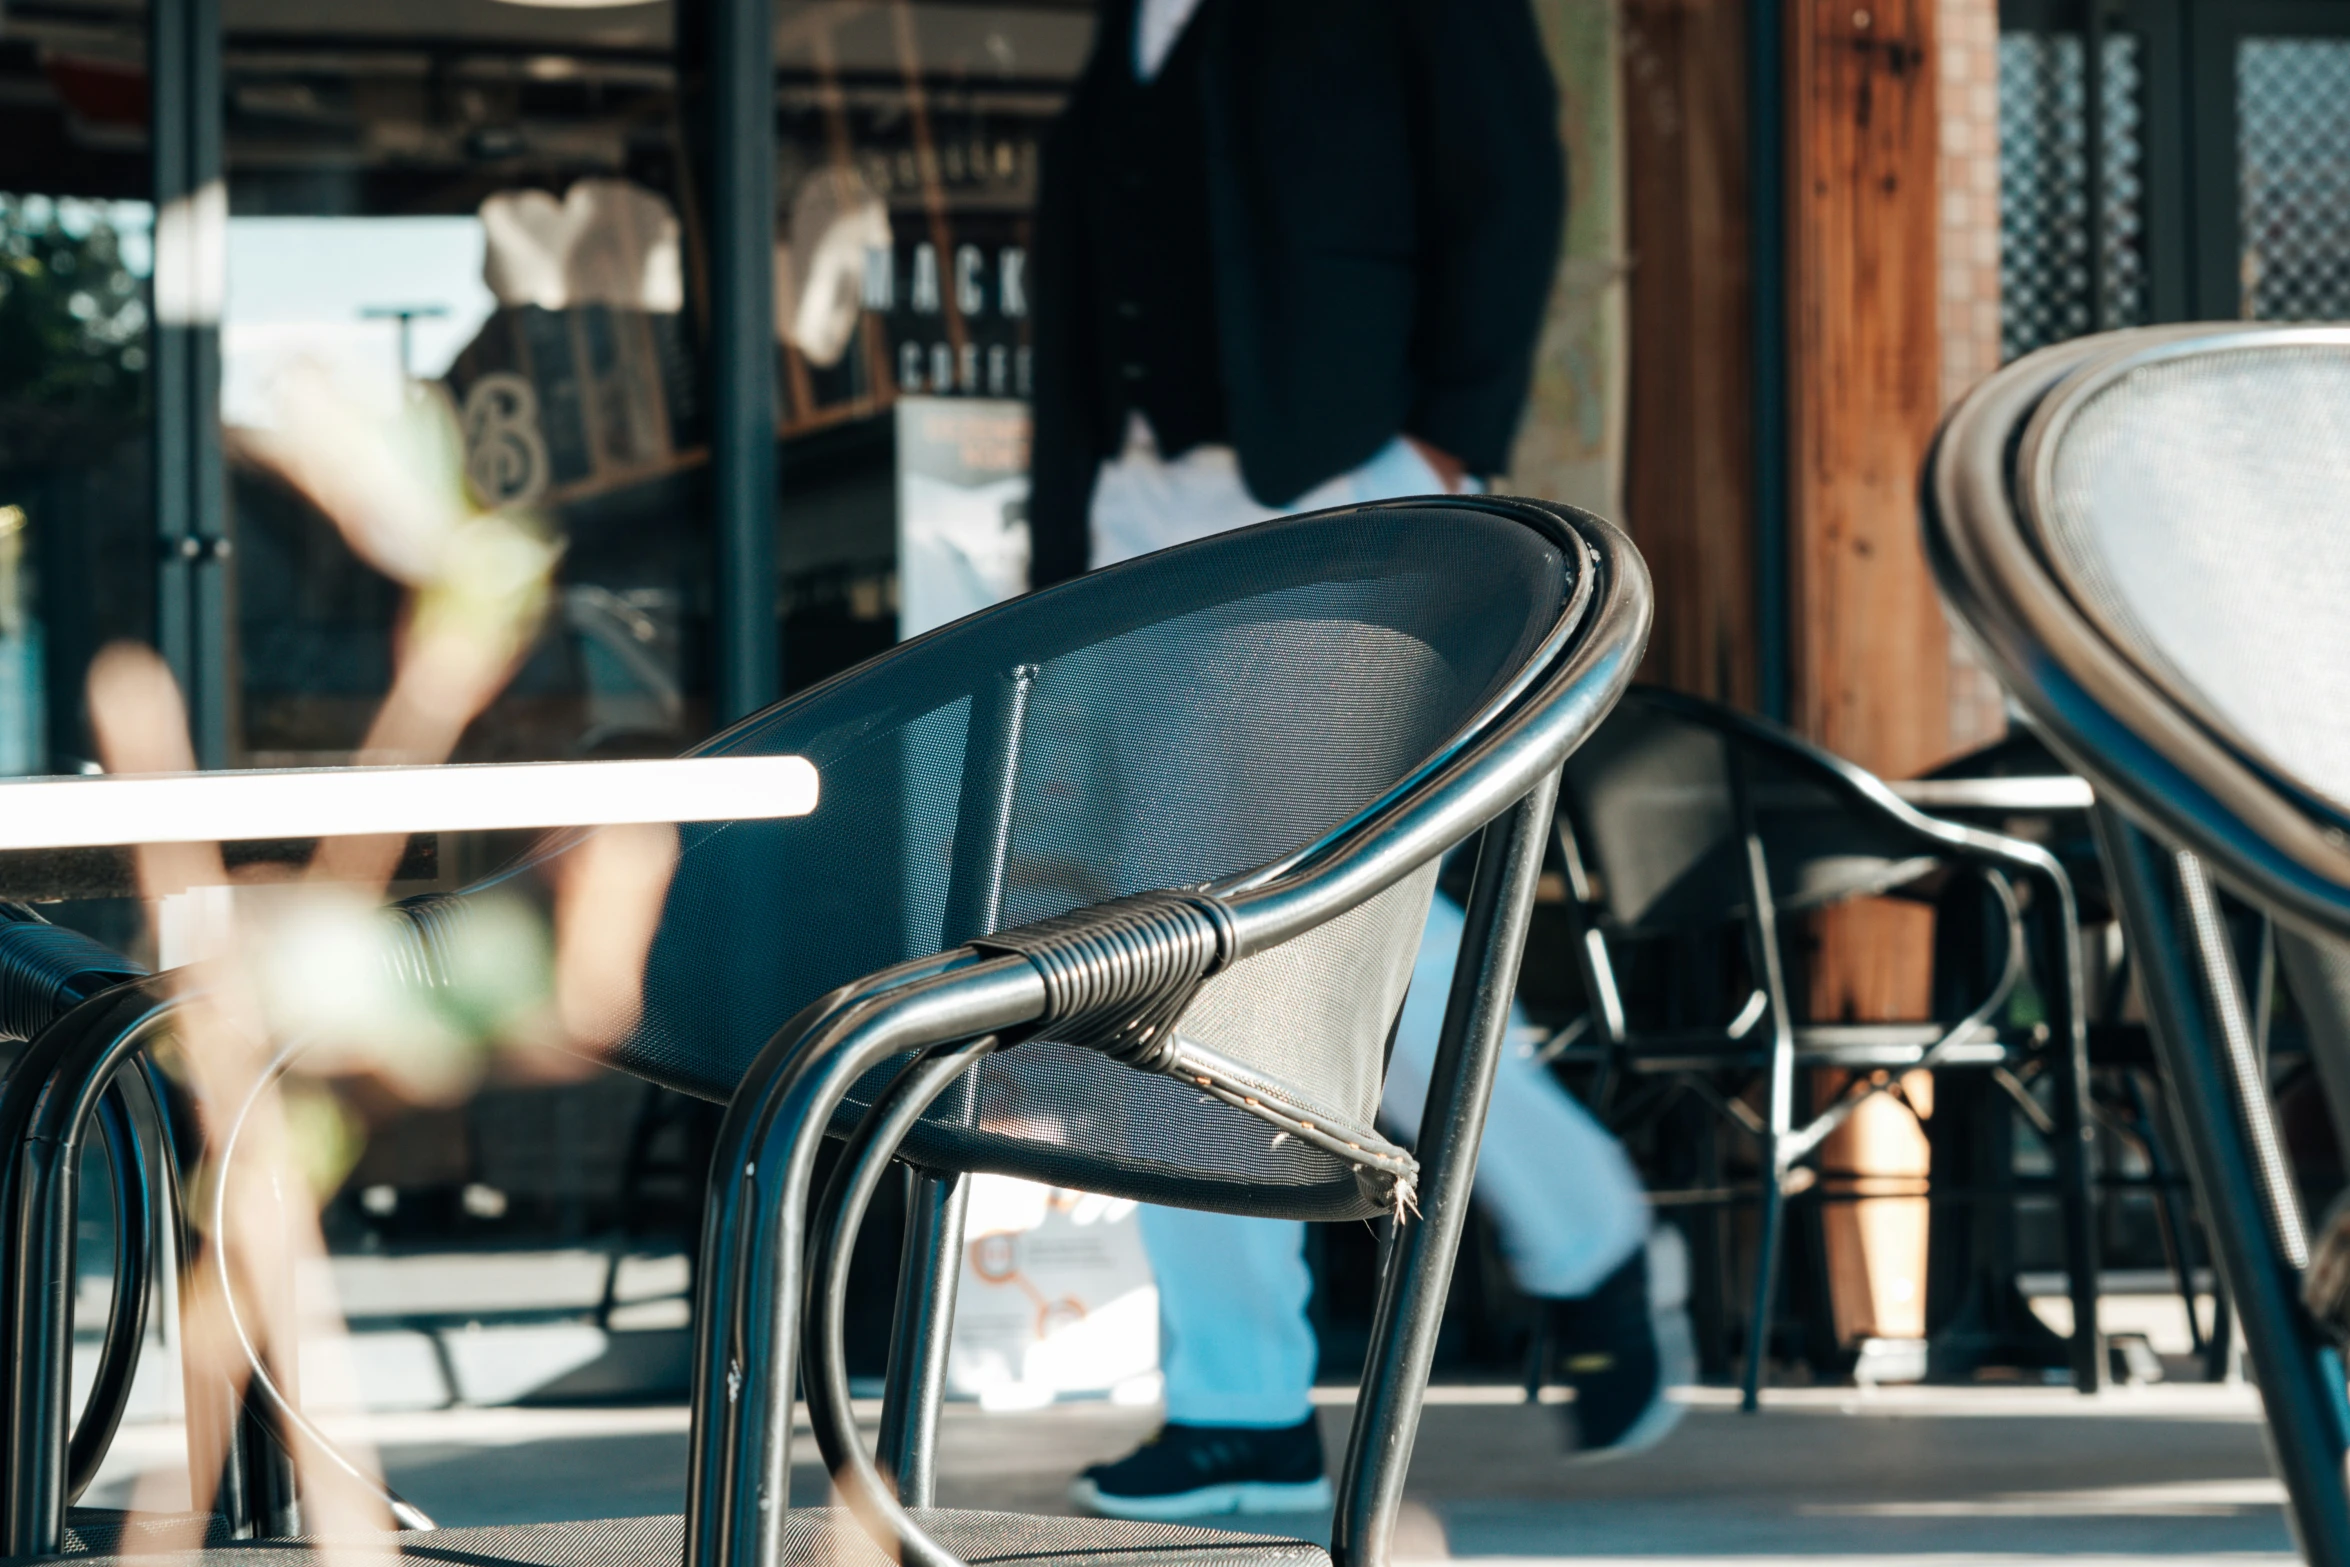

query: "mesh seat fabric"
left=15, top=1513, right=1330, bottom=1567
left=450, top=505, right=1571, bottom=1221
left=35, top=1511, right=239, bottom=1557
left=2035, top=343, right=2350, bottom=822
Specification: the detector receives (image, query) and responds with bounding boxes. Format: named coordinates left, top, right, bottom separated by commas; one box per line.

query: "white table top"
left=1888, top=775, right=2095, bottom=813
left=0, top=755, right=817, bottom=851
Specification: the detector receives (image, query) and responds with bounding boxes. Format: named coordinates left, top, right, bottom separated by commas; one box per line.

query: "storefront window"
left=0, top=0, right=1087, bottom=1261
left=0, top=1, right=1086, bottom=775
left=212, top=3, right=698, bottom=765
left=771, top=3, right=1083, bottom=677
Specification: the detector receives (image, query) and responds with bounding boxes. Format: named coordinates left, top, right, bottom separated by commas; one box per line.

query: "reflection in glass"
left=0, top=0, right=1086, bottom=1289
left=0, top=193, right=154, bottom=776
left=774, top=2, right=1075, bottom=687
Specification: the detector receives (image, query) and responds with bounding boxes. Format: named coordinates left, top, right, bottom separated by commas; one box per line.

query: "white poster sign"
left=945, top=1175, right=1160, bottom=1410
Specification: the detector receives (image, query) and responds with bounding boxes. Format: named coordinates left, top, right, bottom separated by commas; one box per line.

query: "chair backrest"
left=1561, top=689, right=1938, bottom=934
left=1926, top=324, right=2350, bottom=936
left=414, top=498, right=1626, bottom=1221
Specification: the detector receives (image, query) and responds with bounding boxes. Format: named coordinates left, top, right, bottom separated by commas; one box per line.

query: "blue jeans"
left=1093, top=425, right=1649, bottom=1428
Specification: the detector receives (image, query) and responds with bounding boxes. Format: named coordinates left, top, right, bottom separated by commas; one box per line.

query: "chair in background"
left=1927, top=321, right=2350, bottom=1562
left=0, top=495, right=1649, bottom=1567
left=1546, top=687, right=2099, bottom=1409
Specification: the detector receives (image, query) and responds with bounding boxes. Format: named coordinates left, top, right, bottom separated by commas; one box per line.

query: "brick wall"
left=1938, top=0, right=2008, bottom=754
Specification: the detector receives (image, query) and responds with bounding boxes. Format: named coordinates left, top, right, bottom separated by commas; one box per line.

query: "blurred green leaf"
left=0, top=197, right=147, bottom=424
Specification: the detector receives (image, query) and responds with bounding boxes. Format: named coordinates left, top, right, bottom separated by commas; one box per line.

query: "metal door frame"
left=2186, top=0, right=2350, bottom=321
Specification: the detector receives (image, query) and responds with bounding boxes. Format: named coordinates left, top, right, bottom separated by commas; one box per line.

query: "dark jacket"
left=1027, top=0, right=1567, bottom=586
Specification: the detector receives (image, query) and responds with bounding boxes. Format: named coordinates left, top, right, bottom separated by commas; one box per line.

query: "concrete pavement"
left=82, top=1382, right=2295, bottom=1563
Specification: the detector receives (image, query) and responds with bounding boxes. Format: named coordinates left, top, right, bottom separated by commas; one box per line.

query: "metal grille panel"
left=1999, top=30, right=2146, bottom=361
left=2240, top=39, right=2350, bottom=321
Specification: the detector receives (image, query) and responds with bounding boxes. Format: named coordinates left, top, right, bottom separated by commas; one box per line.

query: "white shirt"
left=1090, top=416, right=1482, bottom=569
left=1134, top=0, right=1206, bottom=82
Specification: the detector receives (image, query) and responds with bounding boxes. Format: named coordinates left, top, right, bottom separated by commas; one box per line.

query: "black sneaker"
left=1070, top=1417, right=1332, bottom=1520
left=1550, top=1226, right=1694, bottom=1461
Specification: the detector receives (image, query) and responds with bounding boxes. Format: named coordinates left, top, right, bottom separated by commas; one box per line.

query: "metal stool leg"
left=1743, top=1139, right=1790, bottom=1414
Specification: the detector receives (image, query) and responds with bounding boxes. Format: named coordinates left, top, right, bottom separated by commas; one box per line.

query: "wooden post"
left=1788, top=0, right=1946, bottom=784
left=1787, top=0, right=1949, bottom=1348
left=1611, top=0, right=1988, bottom=1354
left=1789, top=0, right=1947, bottom=1030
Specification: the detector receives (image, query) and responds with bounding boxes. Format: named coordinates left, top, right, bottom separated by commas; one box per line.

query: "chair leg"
left=127, top=1055, right=252, bottom=1536
left=2051, top=1063, right=2104, bottom=1394
left=876, top=1168, right=969, bottom=1507
left=2095, top=809, right=2350, bottom=1562
left=238, top=1402, right=301, bottom=1538
left=1742, top=1146, right=1788, bottom=1415
left=1728, top=758, right=1794, bottom=1415
left=1331, top=774, right=1556, bottom=1567
left=2037, top=875, right=2104, bottom=1394
left=2207, top=1271, right=2238, bottom=1384
left=1690, top=1099, right=1734, bottom=1381
left=2125, top=1069, right=2208, bottom=1359
left=867, top=658, right=1021, bottom=1506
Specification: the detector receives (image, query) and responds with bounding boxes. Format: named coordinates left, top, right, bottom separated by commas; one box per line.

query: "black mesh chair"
left=0, top=495, right=1649, bottom=1567
left=1546, top=687, right=2098, bottom=1408
left=1926, top=322, right=2350, bottom=1563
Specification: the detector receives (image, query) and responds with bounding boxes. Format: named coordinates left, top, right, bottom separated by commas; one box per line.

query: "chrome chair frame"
left=683, top=498, right=1647, bottom=1567
left=1927, top=322, right=2350, bottom=1565
left=0, top=497, right=1650, bottom=1567
left=0, top=971, right=340, bottom=1555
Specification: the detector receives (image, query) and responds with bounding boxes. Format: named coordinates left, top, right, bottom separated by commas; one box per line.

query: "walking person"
left=1027, top=0, right=1694, bottom=1520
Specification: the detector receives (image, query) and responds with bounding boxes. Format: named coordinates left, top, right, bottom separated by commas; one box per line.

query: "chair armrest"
left=1630, top=686, right=2074, bottom=882
left=0, top=906, right=147, bottom=1047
